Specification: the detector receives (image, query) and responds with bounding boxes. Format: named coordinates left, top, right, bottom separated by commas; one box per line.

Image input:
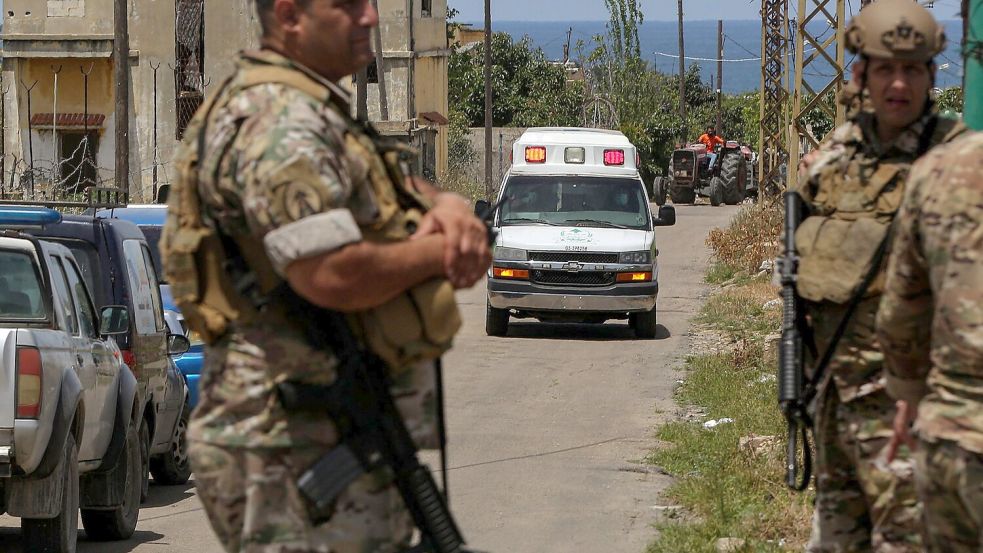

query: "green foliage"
left=936, top=86, right=964, bottom=114
left=448, top=33, right=583, bottom=128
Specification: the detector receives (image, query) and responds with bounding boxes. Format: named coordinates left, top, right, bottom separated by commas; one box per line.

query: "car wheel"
left=150, top=403, right=192, bottom=485
left=486, top=300, right=509, bottom=337
left=80, top=418, right=140, bottom=541
left=22, top=433, right=79, bottom=553
left=632, top=307, right=658, bottom=339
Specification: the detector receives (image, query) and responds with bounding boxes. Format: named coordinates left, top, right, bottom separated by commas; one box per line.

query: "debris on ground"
left=715, top=537, right=748, bottom=553
left=738, top=434, right=780, bottom=457
left=703, top=418, right=735, bottom=429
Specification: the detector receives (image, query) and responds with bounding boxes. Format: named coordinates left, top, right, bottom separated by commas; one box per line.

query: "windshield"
left=499, top=175, right=650, bottom=230
left=139, top=226, right=164, bottom=282
left=0, top=250, right=47, bottom=320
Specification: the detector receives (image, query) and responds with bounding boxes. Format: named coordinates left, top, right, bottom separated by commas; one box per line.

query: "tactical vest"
left=161, top=61, right=462, bottom=371
left=795, top=116, right=966, bottom=304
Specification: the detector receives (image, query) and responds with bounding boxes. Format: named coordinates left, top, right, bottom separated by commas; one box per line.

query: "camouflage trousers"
left=915, top=439, right=983, bottom=552
left=189, top=441, right=413, bottom=553
left=807, top=385, right=922, bottom=552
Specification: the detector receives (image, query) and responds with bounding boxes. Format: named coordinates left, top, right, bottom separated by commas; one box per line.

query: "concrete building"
left=1, top=0, right=449, bottom=201
left=1, top=0, right=260, bottom=202
left=359, top=0, right=451, bottom=179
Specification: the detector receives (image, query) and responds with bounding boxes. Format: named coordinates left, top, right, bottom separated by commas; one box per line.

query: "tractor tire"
left=719, top=150, right=747, bottom=205
left=669, top=186, right=696, bottom=205
left=652, top=177, right=668, bottom=206
left=22, top=433, right=79, bottom=553
left=709, top=178, right=724, bottom=207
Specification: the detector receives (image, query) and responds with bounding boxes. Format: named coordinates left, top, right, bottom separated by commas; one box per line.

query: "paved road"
left=0, top=204, right=738, bottom=553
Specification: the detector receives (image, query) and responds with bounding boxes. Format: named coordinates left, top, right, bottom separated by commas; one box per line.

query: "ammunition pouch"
left=794, top=216, right=891, bottom=304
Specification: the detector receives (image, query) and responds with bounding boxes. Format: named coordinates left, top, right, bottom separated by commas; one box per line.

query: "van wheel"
left=631, top=307, right=658, bottom=339
left=22, top=433, right=79, bottom=553
left=486, top=301, right=509, bottom=337
left=80, top=419, right=141, bottom=541
left=150, top=404, right=192, bottom=485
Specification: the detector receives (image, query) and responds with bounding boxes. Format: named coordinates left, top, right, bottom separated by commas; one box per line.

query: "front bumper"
left=488, top=279, right=658, bottom=313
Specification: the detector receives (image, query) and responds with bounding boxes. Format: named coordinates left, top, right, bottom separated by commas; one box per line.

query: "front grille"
left=672, top=151, right=695, bottom=171
left=529, top=252, right=619, bottom=264
left=532, top=270, right=615, bottom=287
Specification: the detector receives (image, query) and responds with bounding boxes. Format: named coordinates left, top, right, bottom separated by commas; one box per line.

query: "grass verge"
left=646, top=204, right=813, bottom=553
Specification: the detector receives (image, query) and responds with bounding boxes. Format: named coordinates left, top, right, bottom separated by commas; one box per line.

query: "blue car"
left=98, top=205, right=204, bottom=408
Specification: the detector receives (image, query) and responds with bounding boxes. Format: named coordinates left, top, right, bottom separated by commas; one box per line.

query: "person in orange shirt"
left=699, top=126, right=725, bottom=150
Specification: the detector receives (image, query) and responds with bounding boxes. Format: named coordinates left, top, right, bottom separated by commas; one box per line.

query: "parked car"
left=98, top=205, right=204, bottom=409
left=22, top=206, right=187, bottom=500
left=0, top=206, right=143, bottom=550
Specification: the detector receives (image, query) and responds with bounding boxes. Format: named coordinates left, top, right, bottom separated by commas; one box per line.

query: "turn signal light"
left=525, top=146, right=547, bottom=163
left=616, top=272, right=652, bottom=282
left=604, top=149, right=626, bottom=166
left=493, top=267, right=530, bottom=280
left=16, top=347, right=42, bottom=419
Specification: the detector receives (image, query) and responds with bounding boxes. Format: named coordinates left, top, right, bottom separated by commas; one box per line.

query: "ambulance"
left=479, top=127, right=677, bottom=339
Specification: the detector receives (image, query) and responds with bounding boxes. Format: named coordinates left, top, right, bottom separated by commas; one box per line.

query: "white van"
left=480, top=127, right=676, bottom=339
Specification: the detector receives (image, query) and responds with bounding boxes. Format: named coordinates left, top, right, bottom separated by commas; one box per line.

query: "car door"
left=62, top=255, right=119, bottom=460
left=47, top=254, right=104, bottom=462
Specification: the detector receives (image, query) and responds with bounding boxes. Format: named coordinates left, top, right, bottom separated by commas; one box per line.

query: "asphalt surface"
left=0, top=203, right=739, bottom=553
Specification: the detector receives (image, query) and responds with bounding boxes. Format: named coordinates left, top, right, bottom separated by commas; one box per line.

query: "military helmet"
left=845, top=0, right=945, bottom=62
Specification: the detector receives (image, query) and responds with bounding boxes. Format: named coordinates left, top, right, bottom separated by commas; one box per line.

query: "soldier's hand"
left=887, top=400, right=918, bottom=463
left=413, top=193, right=492, bottom=289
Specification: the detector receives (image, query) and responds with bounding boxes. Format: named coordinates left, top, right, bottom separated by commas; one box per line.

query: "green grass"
left=646, top=282, right=813, bottom=552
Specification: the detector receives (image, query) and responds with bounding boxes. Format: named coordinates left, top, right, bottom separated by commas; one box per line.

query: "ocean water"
left=475, top=20, right=966, bottom=93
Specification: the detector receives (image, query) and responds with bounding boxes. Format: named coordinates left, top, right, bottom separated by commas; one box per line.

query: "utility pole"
left=759, top=0, right=790, bottom=194
left=484, top=0, right=493, bottom=198
left=677, top=0, right=687, bottom=143
left=966, top=0, right=983, bottom=130
left=716, top=19, right=723, bottom=133
left=370, top=0, right=389, bottom=121
left=114, top=0, right=130, bottom=199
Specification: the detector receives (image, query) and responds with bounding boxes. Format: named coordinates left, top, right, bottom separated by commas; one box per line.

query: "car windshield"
left=0, top=250, right=47, bottom=320
left=499, top=175, right=650, bottom=230
left=139, top=226, right=164, bottom=281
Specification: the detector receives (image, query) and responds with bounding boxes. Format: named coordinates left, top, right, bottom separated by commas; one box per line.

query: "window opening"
left=49, top=256, right=79, bottom=335
left=174, top=0, right=205, bottom=139
left=421, top=0, right=432, bottom=17
left=63, top=259, right=98, bottom=338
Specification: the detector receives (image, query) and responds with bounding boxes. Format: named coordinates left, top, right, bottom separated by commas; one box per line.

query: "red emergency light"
left=525, top=146, right=547, bottom=163
left=603, top=149, right=626, bottom=166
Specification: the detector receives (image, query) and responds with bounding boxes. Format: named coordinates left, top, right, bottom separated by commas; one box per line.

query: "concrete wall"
left=462, top=127, right=526, bottom=187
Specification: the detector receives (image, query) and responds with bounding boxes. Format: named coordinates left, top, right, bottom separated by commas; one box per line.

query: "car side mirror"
left=99, top=306, right=130, bottom=336
left=167, top=334, right=191, bottom=356
left=653, top=205, right=677, bottom=227
left=474, top=199, right=490, bottom=217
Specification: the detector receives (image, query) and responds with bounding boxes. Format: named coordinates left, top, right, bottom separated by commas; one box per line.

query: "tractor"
left=652, top=141, right=756, bottom=206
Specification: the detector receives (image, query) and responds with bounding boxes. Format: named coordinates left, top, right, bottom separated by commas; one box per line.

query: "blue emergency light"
left=0, top=206, right=63, bottom=226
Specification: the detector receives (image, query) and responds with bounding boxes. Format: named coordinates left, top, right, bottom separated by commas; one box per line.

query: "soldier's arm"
left=876, top=164, right=933, bottom=405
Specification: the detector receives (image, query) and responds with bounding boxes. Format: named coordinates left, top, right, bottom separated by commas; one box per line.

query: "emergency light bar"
left=603, top=149, right=626, bottom=166
left=0, top=206, right=63, bottom=226
left=525, top=146, right=547, bottom=163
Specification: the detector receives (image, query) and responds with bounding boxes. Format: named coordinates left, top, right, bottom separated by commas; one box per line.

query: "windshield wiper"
left=502, top=218, right=559, bottom=226
left=563, top=219, right=632, bottom=229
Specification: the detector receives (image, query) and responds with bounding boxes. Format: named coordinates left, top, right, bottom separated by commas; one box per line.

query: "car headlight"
left=619, top=251, right=651, bottom=264
left=494, top=247, right=528, bottom=261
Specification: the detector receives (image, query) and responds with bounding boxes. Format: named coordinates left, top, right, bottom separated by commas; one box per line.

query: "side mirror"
left=653, top=205, right=677, bottom=227
left=474, top=199, right=490, bottom=217
left=167, top=334, right=191, bottom=356
left=99, top=306, right=130, bottom=336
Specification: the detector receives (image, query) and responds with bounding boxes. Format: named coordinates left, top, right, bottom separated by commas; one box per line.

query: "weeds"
left=706, top=200, right=784, bottom=274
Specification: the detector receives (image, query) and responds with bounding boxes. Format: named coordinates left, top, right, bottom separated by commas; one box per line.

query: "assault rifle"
left=777, top=191, right=812, bottom=492
left=274, top=288, right=479, bottom=553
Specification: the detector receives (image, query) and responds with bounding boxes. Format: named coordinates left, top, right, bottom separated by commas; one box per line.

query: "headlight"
left=619, top=251, right=651, bottom=264
left=494, top=247, right=528, bottom=261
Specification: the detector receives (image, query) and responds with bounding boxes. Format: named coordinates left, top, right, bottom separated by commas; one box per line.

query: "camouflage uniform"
left=167, top=50, right=440, bottom=553
left=795, top=108, right=966, bottom=552
left=876, top=131, right=983, bottom=552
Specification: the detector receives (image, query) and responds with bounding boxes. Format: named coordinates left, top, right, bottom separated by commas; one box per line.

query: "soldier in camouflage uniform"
left=876, top=130, right=983, bottom=552
left=793, top=1, right=968, bottom=550
left=160, top=1, right=491, bottom=551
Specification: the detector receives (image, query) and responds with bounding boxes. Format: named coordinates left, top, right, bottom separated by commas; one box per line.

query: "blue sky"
left=450, top=0, right=966, bottom=22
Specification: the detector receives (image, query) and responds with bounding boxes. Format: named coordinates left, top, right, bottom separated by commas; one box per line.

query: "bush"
left=706, top=200, right=784, bottom=274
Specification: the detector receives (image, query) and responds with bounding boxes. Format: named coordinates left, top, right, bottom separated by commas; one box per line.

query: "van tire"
left=80, top=420, right=141, bottom=541
left=150, top=404, right=192, bottom=485
left=22, top=433, right=79, bottom=553
left=486, top=301, right=509, bottom=337
left=632, top=307, right=658, bottom=339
